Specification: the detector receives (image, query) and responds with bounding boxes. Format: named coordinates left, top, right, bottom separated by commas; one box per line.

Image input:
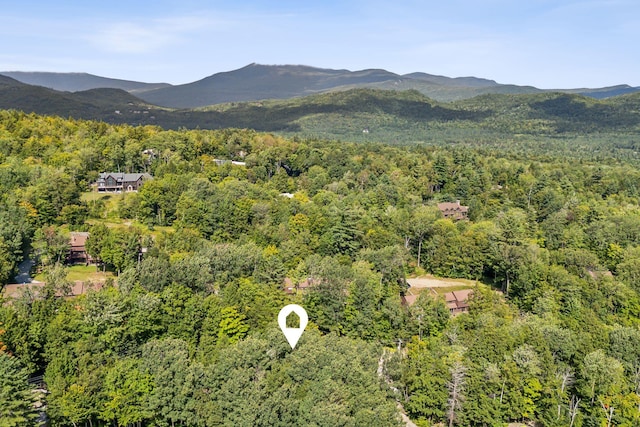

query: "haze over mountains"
left=3, top=63, right=639, bottom=109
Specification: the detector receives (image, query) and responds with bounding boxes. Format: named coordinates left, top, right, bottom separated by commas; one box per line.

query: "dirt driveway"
left=406, top=275, right=476, bottom=289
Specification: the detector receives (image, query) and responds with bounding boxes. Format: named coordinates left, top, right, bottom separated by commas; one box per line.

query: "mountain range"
left=1, top=64, right=639, bottom=143
left=3, top=63, right=639, bottom=109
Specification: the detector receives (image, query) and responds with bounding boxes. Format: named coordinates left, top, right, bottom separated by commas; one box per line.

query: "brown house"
left=401, top=289, right=472, bottom=316
left=437, top=200, right=469, bottom=220
left=401, top=294, right=419, bottom=306
left=67, top=232, right=91, bottom=265
left=444, top=289, right=472, bottom=315
left=96, top=172, right=152, bottom=192
left=283, top=277, right=319, bottom=294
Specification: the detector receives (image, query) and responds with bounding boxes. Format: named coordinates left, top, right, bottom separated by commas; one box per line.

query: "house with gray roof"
left=96, top=172, right=152, bottom=192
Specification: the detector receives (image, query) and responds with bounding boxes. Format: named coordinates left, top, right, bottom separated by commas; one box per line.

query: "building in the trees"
left=437, top=200, right=469, bottom=220
left=67, top=232, right=91, bottom=265
left=401, top=294, right=418, bottom=306
left=444, top=289, right=472, bottom=315
left=95, top=172, right=152, bottom=192
left=213, top=159, right=246, bottom=166
left=401, top=289, right=472, bottom=316
left=283, top=277, right=318, bottom=294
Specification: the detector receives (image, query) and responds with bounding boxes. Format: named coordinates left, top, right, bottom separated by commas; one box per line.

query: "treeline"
left=1, top=111, right=640, bottom=425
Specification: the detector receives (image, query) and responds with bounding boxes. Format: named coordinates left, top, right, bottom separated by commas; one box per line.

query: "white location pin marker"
left=278, top=304, right=308, bottom=349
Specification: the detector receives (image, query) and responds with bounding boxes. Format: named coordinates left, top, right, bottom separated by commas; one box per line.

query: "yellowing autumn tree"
left=0, top=322, right=6, bottom=353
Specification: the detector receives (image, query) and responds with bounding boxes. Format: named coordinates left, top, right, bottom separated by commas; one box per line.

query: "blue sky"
left=2, top=0, right=638, bottom=88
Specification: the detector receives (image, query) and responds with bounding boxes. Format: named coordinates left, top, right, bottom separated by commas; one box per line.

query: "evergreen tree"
left=0, top=353, right=39, bottom=426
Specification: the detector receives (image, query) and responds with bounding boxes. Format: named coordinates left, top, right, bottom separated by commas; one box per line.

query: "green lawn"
left=82, top=191, right=176, bottom=236
left=34, top=264, right=115, bottom=283
left=81, top=191, right=126, bottom=209
left=82, top=191, right=128, bottom=219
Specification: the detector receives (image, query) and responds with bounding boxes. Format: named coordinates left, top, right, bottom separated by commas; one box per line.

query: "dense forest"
left=2, top=109, right=640, bottom=426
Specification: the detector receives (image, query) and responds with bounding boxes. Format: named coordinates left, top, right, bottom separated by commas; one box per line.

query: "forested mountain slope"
left=0, top=76, right=161, bottom=124
left=5, top=64, right=639, bottom=107
left=197, top=88, right=640, bottom=135
left=138, top=63, right=405, bottom=108
left=2, top=112, right=640, bottom=425
left=3, top=74, right=640, bottom=145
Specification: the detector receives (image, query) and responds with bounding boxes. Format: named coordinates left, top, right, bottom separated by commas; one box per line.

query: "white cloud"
left=91, top=23, right=168, bottom=53
left=88, top=15, right=229, bottom=54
